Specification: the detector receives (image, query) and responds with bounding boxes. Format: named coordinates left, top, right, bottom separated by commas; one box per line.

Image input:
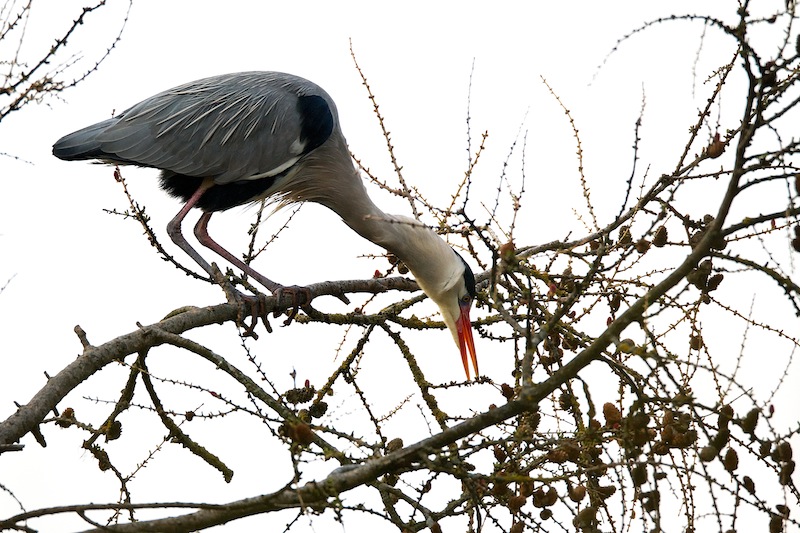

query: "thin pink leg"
left=194, top=211, right=312, bottom=322
left=193, top=211, right=282, bottom=293
left=167, top=178, right=216, bottom=277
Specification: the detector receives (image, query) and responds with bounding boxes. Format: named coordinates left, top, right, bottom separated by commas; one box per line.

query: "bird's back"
left=53, top=72, right=339, bottom=185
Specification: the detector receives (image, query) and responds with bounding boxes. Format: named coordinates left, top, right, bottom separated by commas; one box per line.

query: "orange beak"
left=456, top=300, right=478, bottom=380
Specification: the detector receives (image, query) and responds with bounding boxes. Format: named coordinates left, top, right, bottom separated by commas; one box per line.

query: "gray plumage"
left=53, top=71, right=479, bottom=379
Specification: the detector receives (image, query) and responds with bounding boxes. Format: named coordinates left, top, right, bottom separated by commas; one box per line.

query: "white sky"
left=1, top=1, right=797, bottom=532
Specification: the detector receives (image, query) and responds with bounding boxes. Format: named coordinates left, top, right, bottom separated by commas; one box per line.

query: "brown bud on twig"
left=385, top=438, right=403, bottom=454
left=723, top=448, right=739, bottom=472
left=705, top=133, right=725, bottom=159
left=568, top=484, right=586, bottom=502
left=739, top=408, right=759, bottom=435
left=653, top=225, right=668, bottom=247
left=699, top=446, right=718, bottom=462
left=603, top=402, right=623, bottom=426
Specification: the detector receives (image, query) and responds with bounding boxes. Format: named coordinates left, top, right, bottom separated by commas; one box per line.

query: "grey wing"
left=63, top=72, right=336, bottom=184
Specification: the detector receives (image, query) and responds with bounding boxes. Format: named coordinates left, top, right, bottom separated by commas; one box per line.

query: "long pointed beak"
left=456, top=301, right=478, bottom=380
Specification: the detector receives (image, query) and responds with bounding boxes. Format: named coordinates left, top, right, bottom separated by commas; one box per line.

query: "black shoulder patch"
left=455, top=251, right=477, bottom=299
left=296, top=94, right=334, bottom=154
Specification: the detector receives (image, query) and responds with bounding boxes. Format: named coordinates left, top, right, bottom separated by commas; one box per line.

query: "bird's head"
left=419, top=251, right=478, bottom=380
left=358, top=215, right=479, bottom=379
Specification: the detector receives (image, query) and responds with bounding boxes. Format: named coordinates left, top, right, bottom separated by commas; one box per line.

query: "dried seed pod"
left=385, top=438, right=403, bottom=454
left=105, top=421, right=123, bottom=441
left=723, top=448, right=739, bottom=472
left=501, top=383, right=515, bottom=400
left=574, top=507, right=598, bottom=528
left=779, top=461, right=795, bottom=485
left=510, top=522, right=524, bottom=533
left=540, top=508, right=553, bottom=520
left=57, top=407, right=75, bottom=428
left=603, top=403, right=622, bottom=426
left=285, top=385, right=315, bottom=404
left=661, top=424, right=676, bottom=444
left=92, top=447, right=113, bottom=471
left=675, top=412, right=693, bottom=433
left=762, top=61, right=778, bottom=88
left=671, top=430, right=694, bottom=449
left=568, top=484, right=587, bottom=502
left=629, top=411, right=650, bottom=429
left=706, top=133, right=726, bottom=159
left=631, top=463, right=647, bottom=486
left=760, top=441, right=772, bottom=458
left=563, top=441, right=581, bottom=461
left=493, top=445, right=507, bottom=463
left=532, top=487, right=546, bottom=508
left=308, top=401, right=328, bottom=420
left=706, top=273, right=724, bottom=292
left=711, top=428, right=731, bottom=450
left=542, top=487, right=558, bottom=506
left=739, top=408, right=759, bottom=435
left=689, top=334, right=704, bottom=350
left=652, top=442, right=669, bottom=456
left=635, top=238, right=651, bottom=254
left=507, top=495, right=526, bottom=514
left=282, top=421, right=314, bottom=446
left=596, top=485, right=616, bottom=499
left=610, top=292, right=622, bottom=313
left=499, top=241, right=516, bottom=263
left=742, top=475, right=756, bottom=494
left=653, top=225, right=668, bottom=247
left=641, top=490, right=660, bottom=512
left=559, top=391, right=573, bottom=410
left=547, top=448, right=568, bottom=464
left=719, top=405, right=734, bottom=427
left=699, top=445, right=719, bottom=462
left=770, top=515, right=784, bottom=533
left=492, top=480, right=511, bottom=499
left=687, top=260, right=713, bottom=289
left=776, top=441, right=793, bottom=462
left=618, top=226, right=633, bottom=246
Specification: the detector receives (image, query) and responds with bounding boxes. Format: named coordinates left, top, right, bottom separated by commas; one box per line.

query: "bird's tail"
left=52, top=118, right=117, bottom=161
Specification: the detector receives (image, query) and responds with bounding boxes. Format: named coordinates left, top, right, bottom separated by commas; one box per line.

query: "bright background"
left=1, top=1, right=796, bottom=531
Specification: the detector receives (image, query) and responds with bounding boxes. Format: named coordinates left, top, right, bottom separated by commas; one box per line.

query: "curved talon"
left=274, top=286, right=313, bottom=325
left=235, top=292, right=273, bottom=338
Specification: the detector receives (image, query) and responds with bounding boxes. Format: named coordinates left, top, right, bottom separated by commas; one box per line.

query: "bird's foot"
left=208, top=263, right=313, bottom=335
left=273, top=285, right=313, bottom=325
left=236, top=292, right=271, bottom=339
left=233, top=286, right=313, bottom=338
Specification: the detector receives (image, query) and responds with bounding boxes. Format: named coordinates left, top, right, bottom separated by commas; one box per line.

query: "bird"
left=52, top=71, right=479, bottom=379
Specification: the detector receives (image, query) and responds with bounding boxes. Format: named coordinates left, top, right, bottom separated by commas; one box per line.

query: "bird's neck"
left=290, top=132, right=460, bottom=293
left=335, top=191, right=461, bottom=298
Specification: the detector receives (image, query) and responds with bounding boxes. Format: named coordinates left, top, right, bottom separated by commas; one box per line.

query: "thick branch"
left=0, top=276, right=420, bottom=448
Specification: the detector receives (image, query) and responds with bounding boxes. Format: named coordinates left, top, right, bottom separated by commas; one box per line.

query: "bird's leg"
left=194, top=212, right=312, bottom=323
left=166, top=179, right=272, bottom=334
left=166, top=178, right=217, bottom=277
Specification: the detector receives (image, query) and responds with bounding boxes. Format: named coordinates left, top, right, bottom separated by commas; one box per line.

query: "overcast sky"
left=1, top=2, right=796, bottom=531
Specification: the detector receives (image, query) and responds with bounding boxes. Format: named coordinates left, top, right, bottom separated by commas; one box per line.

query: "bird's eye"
left=460, top=294, right=472, bottom=305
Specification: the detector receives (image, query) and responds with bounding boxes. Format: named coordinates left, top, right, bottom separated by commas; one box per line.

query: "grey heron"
left=52, top=71, right=478, bottom=379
